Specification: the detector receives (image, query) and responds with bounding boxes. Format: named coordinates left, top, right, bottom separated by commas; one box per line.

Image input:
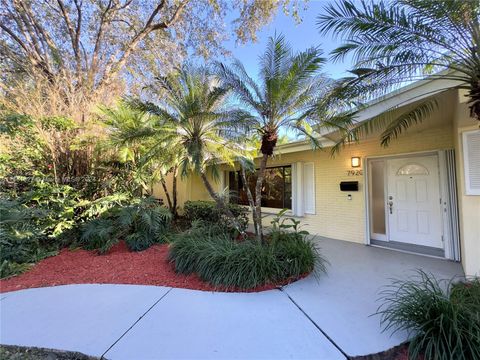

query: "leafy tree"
left=217, top=34, right=340, bottom=240
left=127, top=65, right=252, bottom=232
left=0, top=0, right=305, bottom=178
left=318, top=0, right=480, bottom=147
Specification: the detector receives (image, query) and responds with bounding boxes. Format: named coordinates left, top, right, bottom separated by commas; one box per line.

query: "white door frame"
left=364, top=150, right=453, bottom=259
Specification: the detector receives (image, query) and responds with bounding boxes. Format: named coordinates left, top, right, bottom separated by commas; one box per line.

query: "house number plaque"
left=346, top=170, right=363, bottom=176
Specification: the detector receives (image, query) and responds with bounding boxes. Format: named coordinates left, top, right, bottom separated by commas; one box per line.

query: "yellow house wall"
left=255, top=119, right=454, bottom=244
left=152, top=170, right=224, bottom=214
left=454, top=91, right=480, bottom=276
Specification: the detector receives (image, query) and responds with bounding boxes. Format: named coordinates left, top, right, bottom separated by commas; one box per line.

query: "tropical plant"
left=127, top=65, right=252, bottom=232
left=318, top=0, right=480, bottom=148
left=217, top=34, right=344, bottom=240
left=78, top=197, right=172, bottom=253
left=269, top=208, right=310, bottom=241
left=99, top=103, right=181, bottom=216
left=0, top=199, right=57, bottom=278
left=377, top=270, right=480, bottom=360
left=168, top=221, right=326, bottom=289
left=183, top=200, right=249, bottom=233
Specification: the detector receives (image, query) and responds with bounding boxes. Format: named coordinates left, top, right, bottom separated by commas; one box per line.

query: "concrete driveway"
left=0, top=238, right=464, bottom=359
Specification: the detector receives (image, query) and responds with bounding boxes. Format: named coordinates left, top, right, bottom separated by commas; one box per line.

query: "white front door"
left=386, top=155, right=443, bottom=248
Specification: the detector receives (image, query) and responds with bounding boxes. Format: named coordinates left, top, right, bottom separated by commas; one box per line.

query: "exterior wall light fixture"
left=351, top=157, right=361, bottom=168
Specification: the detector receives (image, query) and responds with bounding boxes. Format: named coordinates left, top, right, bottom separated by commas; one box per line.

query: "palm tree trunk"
left=159, top=176, right=173, bottom=212
left=240, top=165, right=257, bottom=235
left=172, top=165, right=178, bottom=218
left=254, top=153, right=269, bottom=242
left=199, top=170, right=244, bottom=234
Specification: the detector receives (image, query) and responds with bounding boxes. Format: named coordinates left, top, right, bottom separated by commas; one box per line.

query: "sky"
left=223, top=1, right=353, bottom=80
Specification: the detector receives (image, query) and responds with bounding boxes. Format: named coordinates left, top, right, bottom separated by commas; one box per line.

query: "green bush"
left=183, top=200, right=248, bottom=233
left=168, top=223, right=326, bottom=289
left=79, top=197, right=172, bottom=253
left=0, top=199, right=57, bottom=278
left=0, top=260, right=32, bottom=279
left=377, top=270, right=480, bottom=360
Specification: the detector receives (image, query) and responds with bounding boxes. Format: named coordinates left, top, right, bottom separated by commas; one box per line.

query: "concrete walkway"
left=0, top=238, right=464, bottom=359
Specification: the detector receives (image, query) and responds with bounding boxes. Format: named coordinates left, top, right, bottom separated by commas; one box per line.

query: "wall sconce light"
left=351, top=157, right=361, bottom=168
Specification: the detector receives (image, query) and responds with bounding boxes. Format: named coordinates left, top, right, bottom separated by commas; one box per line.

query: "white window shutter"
left=463, top=130, right=480, bottom=195
left=303, top=162, right=315, bottom=214
left=292, top=162, right=304, bottom=216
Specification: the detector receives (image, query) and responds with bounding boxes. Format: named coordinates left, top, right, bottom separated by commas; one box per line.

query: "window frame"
left=228, top=165, right=293, bottom=209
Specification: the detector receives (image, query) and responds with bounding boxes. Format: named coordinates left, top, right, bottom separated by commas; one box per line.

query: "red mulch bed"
left=0, top=242, right=303, bottom=294
left=351, top=343, right=413, bottom=360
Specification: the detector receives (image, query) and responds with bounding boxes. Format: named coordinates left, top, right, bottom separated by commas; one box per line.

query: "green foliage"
left=377, top=271, right=480, bottom=360
left=183, top=200, right=248, bottom=233
left=127, top=65, right=251, bottom=177
left=0, top=179, right=144, bottom=277
left=78, top=197, right=172, bottom=253
left=270, top=208, right=310, bottom=240
left=216, top=34, right=334, bottom=149
left=20, top=181, right=81, bottom=238
left=169, top=222, right=326, bottom=289
left=0, top=113, right=45, bottom=178
left=0, top=261, right=32, bottom=280
left=0, top=199, right=58, bottom=278
left=318, top=0, right=480, bottom=148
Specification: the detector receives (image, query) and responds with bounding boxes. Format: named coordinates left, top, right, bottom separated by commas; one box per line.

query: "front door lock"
left=388, top=196, right=394, bottom=214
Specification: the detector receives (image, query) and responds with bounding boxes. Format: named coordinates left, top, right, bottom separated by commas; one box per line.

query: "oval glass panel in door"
left=396, top=163, right=429, bottom=175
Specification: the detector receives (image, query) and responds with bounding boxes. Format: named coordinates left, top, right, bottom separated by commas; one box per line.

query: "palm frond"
left=331, top=97, right=439, bottom=154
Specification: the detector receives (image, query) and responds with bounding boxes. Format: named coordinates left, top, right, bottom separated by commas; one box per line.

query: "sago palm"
left=217, top=34, right=338, bottom=239
left=318, top=0, right=480, bottom=148
left=128, top=65, right=252, bottom=232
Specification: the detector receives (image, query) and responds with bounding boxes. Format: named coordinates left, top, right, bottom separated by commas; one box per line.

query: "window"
left=228, top=166, right=292, bottom=209
left=397, top=163, right=429, bottom=175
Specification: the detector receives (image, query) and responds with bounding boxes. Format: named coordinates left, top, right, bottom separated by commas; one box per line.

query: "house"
left=153, top=76, right=480, bottom=277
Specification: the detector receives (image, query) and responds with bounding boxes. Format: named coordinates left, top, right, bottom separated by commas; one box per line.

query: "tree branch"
left=57, top=0, right=81, bottom=73
left=98, top=0, right=189, bottom=90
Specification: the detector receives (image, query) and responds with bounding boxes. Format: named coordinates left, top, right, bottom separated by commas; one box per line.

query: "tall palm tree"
left=217, top=34, right=337, bottom=240
left=127, top=65, right=251, bottom=232
left=318, top=0, right=480, bottom=147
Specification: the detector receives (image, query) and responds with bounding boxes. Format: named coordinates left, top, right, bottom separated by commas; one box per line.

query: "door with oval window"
left=386, top=155, right=443, bottom=249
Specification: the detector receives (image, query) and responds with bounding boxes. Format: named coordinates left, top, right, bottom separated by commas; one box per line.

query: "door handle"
left=388, top=200, right=393, bottom=214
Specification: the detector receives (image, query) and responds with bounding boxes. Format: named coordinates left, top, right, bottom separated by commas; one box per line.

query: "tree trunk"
left=172, top=165, right=178, bottom=218
left=240, top=165, right=257, bottom=235
left=159, top=176, right=173, bottom=212
left=199, top=170, right=244, bottom=235
left=254, top=153, right=269, bottom=242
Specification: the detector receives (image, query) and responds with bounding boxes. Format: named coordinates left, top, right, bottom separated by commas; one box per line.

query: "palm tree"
left=318, top=0, right=480, bottom=147
left=217, top=34, right=336, bottom=240
left=127, top=65, right=251, bottom=232
left=100, top=103, right=181, bottom=217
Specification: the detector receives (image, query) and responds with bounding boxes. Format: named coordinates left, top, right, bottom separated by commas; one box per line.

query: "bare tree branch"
left=57, top=0, right=81, bottom=73
left=99, top=0, right=189, bottom=90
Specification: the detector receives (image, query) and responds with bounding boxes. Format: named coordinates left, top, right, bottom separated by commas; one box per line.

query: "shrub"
left=0, top=260, right=32, bottom=279
left=183, top=200, right=248, bottom=233
left=168, top=223, right=326, bottom=289
left=377, top=270, right=480, bottom=360
left=79, top=197, right=172, bottom=253
left=0, top=199, right=57, bottom=278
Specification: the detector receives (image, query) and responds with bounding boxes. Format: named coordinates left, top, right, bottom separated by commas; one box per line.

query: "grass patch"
left=168, top=223, right=327, bottom=289
left=377, top=270, right=480, bottom=360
